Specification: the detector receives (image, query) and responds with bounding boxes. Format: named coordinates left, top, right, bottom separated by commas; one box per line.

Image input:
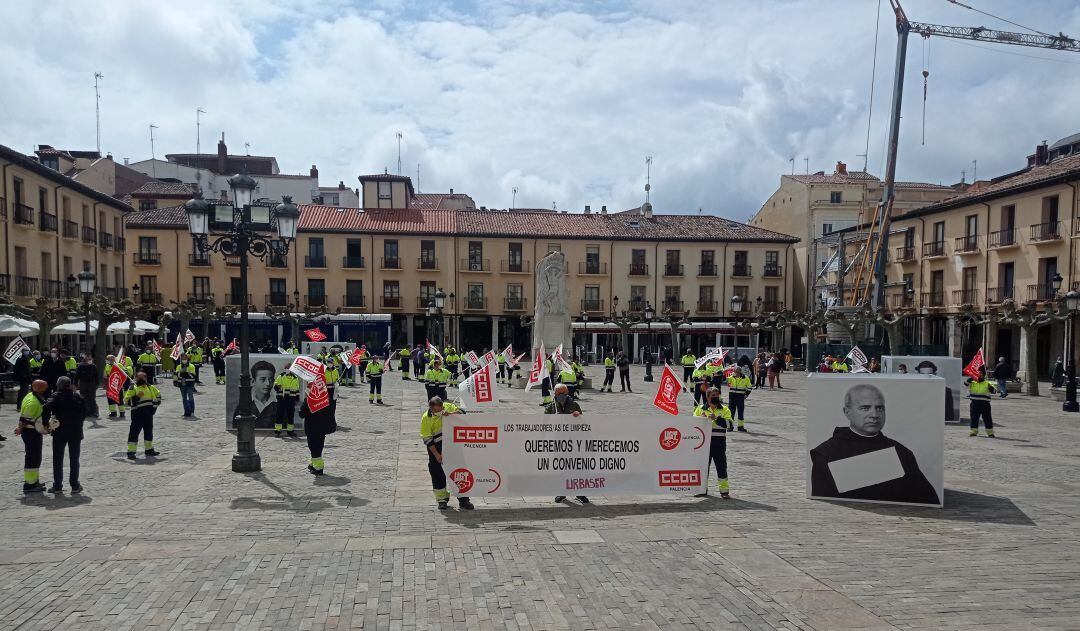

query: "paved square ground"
left=1, top=365, right=1078, bottom=630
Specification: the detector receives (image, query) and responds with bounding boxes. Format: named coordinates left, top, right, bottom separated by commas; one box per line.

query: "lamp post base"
left=232, top=412, right=262, bottom=472
left=1065, top=362, right=1078, bottom=412
left=232, top=451, right=262, bottom=472
left=1063, top=400, right=1079, bottom=413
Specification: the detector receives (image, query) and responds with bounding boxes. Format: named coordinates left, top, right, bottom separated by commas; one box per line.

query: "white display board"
left=225, top=354, right=305, bottom=431
left=882, top=355, right=964, bottom=422
left=442, top=413, right=711, bottom=497
left=807, top=374, right=944, bottom=507
left=301, top=341, right=357, bottom=357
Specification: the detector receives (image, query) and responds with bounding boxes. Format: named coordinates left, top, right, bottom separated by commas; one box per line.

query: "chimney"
left=338, top=180, right=345, bottom=190
left=601, top=205, right=607, bottom=214
left=310, top=164, right=319, bottom=179
left=835, top=161, right=847, bottom=175
left=217, top=133, right=227, bottom=174
left=584, top=205, right=591, bottom=214
left=450, top=188, right=454, bottom=194
left=1036, top=142, right=1049, bottom=166
left=105, top=153, right=113, bottom=161
left=123, top=158, right=129, bottom=165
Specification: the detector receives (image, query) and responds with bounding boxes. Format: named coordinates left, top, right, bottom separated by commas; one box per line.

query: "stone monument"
left=532, top=251, right=572, bottom=353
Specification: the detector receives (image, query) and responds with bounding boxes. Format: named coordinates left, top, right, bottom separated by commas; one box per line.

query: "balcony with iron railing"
left=581, top=298, right=605, bottom=313
left=986, top=286, right=1014, bottom=304
left=696, top=300, right=718, bottom=313
left=133, top=252, right=161, bottom=265
left=115, top=236, right=126, bottom=252
left=186, top=292, right=215, bottom=305
left=304, top=255, right=326, bottom=268
left=460, top=258, right=491, bottom=272
left=0, top=197, right=5, bottom=219
left=137, top=292, right=164, bottom=305
left=731, top=264, right=752, bottom=278
left=1030, top=221, right=1061, bottom=242
left=988, top=228, right=1018, bottom=249
left=922, top=241, right=946, bottom=258
left=224, top=293, right=251, bottom=307
left=0, top=274, right=11, bottom=295
left=955, top=234, right=980, bottom=254
left=416, top=296, right=437, bottom=309
left=14, top=276, right=38, bottom=297
left=894, top=246, right=916, bottom=263
left=14, top=203, right=34, bottom=226
left=225, top=255, right=241, bottom=266
left=417, top=257, right=439, bottom=271
left=762, top=300, right=784, bottom=313
left=763, top=265, right=783, bottom=278
left=380, top=257, right=401, bottom=270
left=504, top=297, right=528, bottom=311
left=266, top=293, right=290, bottom=307
left=463, top=296, right=488, bottom=310
left=921, top=291, right=945, bottom=308
left=1027, top=284, right=1057, bottom=302
left=100, top=287, right=127, bottom=301
left=951, top=289, right=980, bottom=306
left=697, top=264, right=718, bottom=277
left=578, top=261, right=607, bottom=275
left=662, top=299, right=684, bottom=313
left=62, top=220, right=79, bottom=239
left=99, top=232, right=113, bottom=249
left=500, top=259, right=530, bottom=273
left=628, top=263, right=649, bottom=276
left=305, top=294, right=327, bottom=307
left=342, top=255, right=365, bottom=269
left=889, top=293, right=916, bottom=309
left=343, top=294, right=366, bottom=309
left=663, top=263, right=684, bottom=277
left=268, top=254, right=288, bottom=268
left=380, top=295, right=403, bottom=309
left=82, top=226, right=96, bottom=244
left=189, top=253, right=212, bottom=266
left=41, top=279, right=69, bottom=299
left=39, top=212, right=58, bottom=232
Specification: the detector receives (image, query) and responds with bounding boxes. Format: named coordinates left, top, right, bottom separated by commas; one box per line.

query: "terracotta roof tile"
left=130, top=181, right=199, bottom=198
left=788, top=171, right=879, bottom=184
left=124, top=204, right=187, bottom=228
left=298, top=205, right=455, bottom=234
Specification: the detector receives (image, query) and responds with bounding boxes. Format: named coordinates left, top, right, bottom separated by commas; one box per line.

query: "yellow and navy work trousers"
left=126, top=409, right=155, bottom=454
left=426, top=441, right=450, bottom=502
left=709, top=434, right=730, bottom=493
left=307, top=430, right=326, bottom=471
left=369, top=376, right=383, bottom=402
left=728, top=393, right=747, bottom=427
left=970, top=400, right=994, bottom=435
left=274, top=395, right=297, bottom=432
left=21, top=425, right=42, bottom=486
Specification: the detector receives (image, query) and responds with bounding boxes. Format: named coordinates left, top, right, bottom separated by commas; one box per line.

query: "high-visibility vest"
left=727, top=376, right=752, bottom=395
left=968, top=379, right=994, bottom=401
left=604, top=357, right=615, bottom=369
left=124, top=384, right=161, bottom=411
left=366, top=361, right=384, bottom=377
left=174, top=363, right=196, bottom=386
left=425, top=368, right=451, bottom=384
left=420, top=402, right=460, bottom=446
left=681, top=354, right=696, bottom=367
left=275, top=372, right=300, bottom=397
left=694, top=404, right=731, bottom=435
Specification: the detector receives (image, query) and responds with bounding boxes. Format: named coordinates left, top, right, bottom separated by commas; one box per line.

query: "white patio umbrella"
left=0, top=316, right=39, bottom=336
left=51, top=320, right=161, bottom=335
left=51, top=320, right=99, bottom=335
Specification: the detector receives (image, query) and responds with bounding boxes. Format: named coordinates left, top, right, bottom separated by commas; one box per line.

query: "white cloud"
left=2, top=0, right=1079, bottom=221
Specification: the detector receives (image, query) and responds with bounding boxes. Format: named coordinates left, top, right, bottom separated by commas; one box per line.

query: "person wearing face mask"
left=419, top=396, right=474, bottom=510
left=124, top=372, right=161, bottom=460
left=173, top=354, right=197, bottom=418
left=137, top=346, right=158, bottom=385
left=15, top=380, right=54, bottom=493
left=28, top=350, right=44, bottom=382
left=547, top=383, right=589, bottom=504
left=103, top=354, right=128, bottom=418
left=61, top=349, right=77, bottom=380
left=726, top=367, right=753, bottom=432
left=694, top=387, right=733, bottom=498
left=40, top=349, right=67, bottom=390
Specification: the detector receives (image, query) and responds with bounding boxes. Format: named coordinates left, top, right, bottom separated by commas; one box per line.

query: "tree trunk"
left=93, top=327, right=109, bottom=367
left=883, top=321, right=904, bottom=356
left=1023, top=325, right=1040, bottom=396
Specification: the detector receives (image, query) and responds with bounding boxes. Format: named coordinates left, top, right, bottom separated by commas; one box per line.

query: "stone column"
left=984, top=318, right=997, bottom=360
left=406, top=315, right=414, bottom=347
left=1017, top=326, right=1030, bottom=385
left=333, top=324, right=340, bottom=341
left=491, top=316, right=500, bottom=352
left=947, top=316, right=963, bottom=358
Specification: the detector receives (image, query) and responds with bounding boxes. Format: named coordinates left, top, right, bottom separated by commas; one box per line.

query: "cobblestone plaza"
left=1, top=369, right=1078, bottom=630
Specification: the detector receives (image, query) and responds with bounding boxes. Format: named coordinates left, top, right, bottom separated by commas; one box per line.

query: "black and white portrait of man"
left=808, top=377, right=943, bottom=507
left=225, top=354, right=298, bottom=431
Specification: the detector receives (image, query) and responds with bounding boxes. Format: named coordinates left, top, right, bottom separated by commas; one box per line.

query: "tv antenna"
left=645, top=156, right=653, bottom=203
left=512, top=186, right=518, bottom=209
left=93, top=72, right=103, bottom=154
left=196, top=107, right=206, bottom=186
left=396, top=131, right=403, bottom=175
left=149, top=124, right=159, bottom=177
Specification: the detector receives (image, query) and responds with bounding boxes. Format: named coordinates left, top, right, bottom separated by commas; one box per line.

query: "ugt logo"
left=449, top=468, right=474, bottom=494
left=453, top=426, right=498, bottom=443
left=659, top=427, right=682, bottom=451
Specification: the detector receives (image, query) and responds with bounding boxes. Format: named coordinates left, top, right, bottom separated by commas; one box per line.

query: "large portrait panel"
left=225, top=353, right=302, bottom=431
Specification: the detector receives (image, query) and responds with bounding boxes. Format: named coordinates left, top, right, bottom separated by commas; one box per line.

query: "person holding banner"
left=189, top=343, right=204, bottom=386
left=445, top=347, right=459, bottom=380
left=726, top=367, right=752, bottom=432
left=547, top=383, right=589, bottom=504
left=496, top=350, right=507, bottom=384
left=211, top=342, right=226, bottom=385
left=694, top=387, right=732, bottom=498
left=12, top=344, right=32, bottom=409
left=273, top=368, right=300, bottom=436
left=298, top=378, right=335, bottom=476
left=124, top=372, right=161, bottom=460
left=323, top=359, right=341, bottom=413
left=419, top=396, right=474, bottom=511
left=600, top=352, right=616, bottom=393
left=830, top=357, right=850, bottom=373
left=966, top=367, right=997, bottom=438
left=366, top=355, right=385, bottom=405
left=103, top=355, right=127, bottom=418
left=356, top=346, right=369, bottom=384
left=692, top=364, right=709, bottom=406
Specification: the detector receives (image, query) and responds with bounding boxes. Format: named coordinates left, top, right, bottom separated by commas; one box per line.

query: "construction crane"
left=850, top=0, right=1080, bottom=309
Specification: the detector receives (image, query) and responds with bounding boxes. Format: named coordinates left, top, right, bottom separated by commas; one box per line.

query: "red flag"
left=223, top=338, right=238, bottom=355
left=525, top=343, right=545, bottom=392
left=170, top=340, right=184, bottom=361
left=723, top=366, right=736, bottom=378
left=106, top=363, right=128, bottom=402
left=304, top=328, right=327, bottom=342
left=963, top=347, right=986, bottom=379
left=306, top=368, right=330, bottom=413
left=348, top=347, right=364, bottom=366
left=426, top=339, right=443, bottom=361
left=653, top=364, right=681, bottom=416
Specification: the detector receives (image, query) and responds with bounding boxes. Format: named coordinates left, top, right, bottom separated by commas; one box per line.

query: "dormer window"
left=378, top=181, right=392, bottom=200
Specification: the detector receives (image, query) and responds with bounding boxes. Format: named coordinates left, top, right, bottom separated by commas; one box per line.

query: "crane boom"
left=908, top=21, right=1079, bottom=51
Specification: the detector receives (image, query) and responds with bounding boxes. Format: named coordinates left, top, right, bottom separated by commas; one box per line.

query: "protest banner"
left=458, top=360, right=498, bottom=409
left=653, top=364, right=682, bottom=415
left=304, top=328, right=327, bottom=342
left=525, top=343, right=545, bottom=392
left=289, top=355, right=324, bottom=382
left=3, top=336, right=30, bottom=365
left=442, top=413, right=710, bottom=496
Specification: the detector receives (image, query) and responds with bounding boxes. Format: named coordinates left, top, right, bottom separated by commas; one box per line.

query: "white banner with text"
left=442, top=414, right=711, bottom=497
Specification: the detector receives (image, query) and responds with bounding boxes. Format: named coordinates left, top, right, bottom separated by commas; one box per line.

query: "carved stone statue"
left=533, top=251, right=572, bottom=353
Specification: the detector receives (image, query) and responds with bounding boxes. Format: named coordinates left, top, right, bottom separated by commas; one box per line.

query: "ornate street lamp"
left=581, top=311, right=590, bottom=364
left=643, top=302, right=655, bottom=382
left=77, top=268, right=96, bottom=352
left=434, top=288, right=446, bottom=348
left=730, top=294, right=745, bottom=354
left=184, top=181, right=300, bottom=473
left=1064, top=289, right=1080, bottom=412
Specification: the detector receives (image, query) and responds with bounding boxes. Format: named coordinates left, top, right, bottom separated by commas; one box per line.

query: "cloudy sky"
left=2, top=0, right=1079, bottom=220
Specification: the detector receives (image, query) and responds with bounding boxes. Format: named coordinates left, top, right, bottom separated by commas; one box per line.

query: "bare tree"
left=991, top=298, right=1066, bottom=396
left=0, top=297, right=74, bottom=350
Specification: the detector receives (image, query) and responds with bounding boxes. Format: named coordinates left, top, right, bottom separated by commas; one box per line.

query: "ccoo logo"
left=659, top=427, right=682, bottom=450
left=453, top=426, right=498, bottom=443
left=659, top=470, right=701, bottom=487
left=449, top=468, right=474, bottom=494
